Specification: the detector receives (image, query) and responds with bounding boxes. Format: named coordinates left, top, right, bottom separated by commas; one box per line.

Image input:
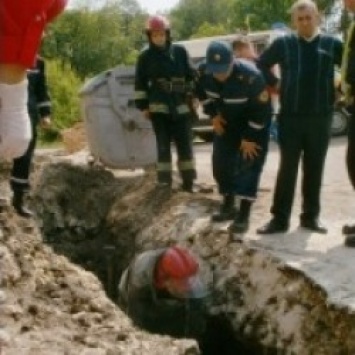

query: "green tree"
left=42, top=0, right=147, bottom=79
left=40, top=59, right=83, bottom=142
left=170, top=0, right=339, bottom=39
left=191, top=22, right=230, bottom=38
left=230, top=0, right=338, bottom=32
left=170, top=0, right=235, bottom=40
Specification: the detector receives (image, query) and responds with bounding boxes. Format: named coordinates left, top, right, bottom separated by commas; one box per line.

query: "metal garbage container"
left=79, top=65, right=156, bottom=169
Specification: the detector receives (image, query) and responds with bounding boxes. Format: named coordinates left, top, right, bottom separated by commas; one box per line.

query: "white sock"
left=0, top=80, right=32, bottom=160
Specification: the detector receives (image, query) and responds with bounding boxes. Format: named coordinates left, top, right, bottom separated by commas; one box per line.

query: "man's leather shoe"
left=300, top=219, right=327, bottom=234
left=345, top=234, right=355, bottom=247
left=342, top=224, right=355, bottom=235
left=257, top=219, right=289, bottom=234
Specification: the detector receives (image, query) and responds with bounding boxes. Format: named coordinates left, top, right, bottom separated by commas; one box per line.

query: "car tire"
left=331, top=109, right=349, bottom=137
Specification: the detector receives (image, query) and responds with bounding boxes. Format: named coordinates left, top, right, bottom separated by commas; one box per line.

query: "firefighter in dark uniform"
left=341, top=0, right=355, bottom=246
left=134, top=15, right=197, bottom=192
left=10, top=56, right=52, bottom=217
left=118, top=246, right=208, bottom=339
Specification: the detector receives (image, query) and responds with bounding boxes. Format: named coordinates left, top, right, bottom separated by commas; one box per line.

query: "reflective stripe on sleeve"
left=206, top=91, right=220, bottom=98
left=223, top=98, right=248, bottom=104
left=134, top=91, right=148, bottom=100
left=248, top=121, right=264, bottom=130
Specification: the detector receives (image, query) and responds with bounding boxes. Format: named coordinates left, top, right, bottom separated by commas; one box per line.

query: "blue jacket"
left=258, top=33, right=343, bottom=115
left=200, top=59, right=271, bottom=143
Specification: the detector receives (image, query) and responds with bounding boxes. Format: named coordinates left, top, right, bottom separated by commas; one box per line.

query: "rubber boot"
left=229, top=199, right=252, bottom=233
left=12, top=190, right=33, bottom=218
left=181, top=179, right=195, bottom=193
left=212, top=194, right=236, bottom=222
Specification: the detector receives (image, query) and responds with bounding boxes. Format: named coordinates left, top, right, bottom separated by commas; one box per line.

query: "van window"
left=176, top=30, right=285, bottom=62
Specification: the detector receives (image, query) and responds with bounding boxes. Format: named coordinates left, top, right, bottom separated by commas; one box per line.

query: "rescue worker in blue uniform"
left=199, top=41, right=271, bottom=233
left=10, top=56, right=52, bottom=217
left=134, top=15, right=197, bottom=192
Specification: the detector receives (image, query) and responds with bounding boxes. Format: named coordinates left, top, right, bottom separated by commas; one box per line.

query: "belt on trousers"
left=154, top=79, right=193, bottom=94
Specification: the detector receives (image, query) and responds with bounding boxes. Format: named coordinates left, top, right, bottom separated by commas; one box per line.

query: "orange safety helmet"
left=154, top=246, right=207, bottom=299
left=145, top=15, right=170, bottom=32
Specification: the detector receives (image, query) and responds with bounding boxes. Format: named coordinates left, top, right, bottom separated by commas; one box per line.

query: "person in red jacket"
left=0, top=0, right=67, bottom=160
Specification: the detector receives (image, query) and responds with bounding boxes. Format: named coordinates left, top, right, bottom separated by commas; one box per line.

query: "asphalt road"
left=193, top=137, right=353, bottom=213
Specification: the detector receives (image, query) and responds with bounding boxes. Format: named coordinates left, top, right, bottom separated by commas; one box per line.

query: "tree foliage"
left=39, top=59, right=83, bottom=142
left=43, top=0, right=341, bottom=77
left=191, top=22, right=230, bottom=39
left=42, top=0, right=146, bottom=79
left=170, top=0, right=339, bottom=39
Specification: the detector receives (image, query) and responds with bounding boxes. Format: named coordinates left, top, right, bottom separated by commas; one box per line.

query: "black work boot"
left=212, top=194, right=236, bottom=222
left=229, top=199, right=252, bottom=234
left=12, top=191, right=33, bottom=218
left=181, top=179, right=195, bottom=193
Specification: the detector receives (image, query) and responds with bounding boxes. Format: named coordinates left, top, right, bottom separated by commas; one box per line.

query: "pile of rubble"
left=1, top=154, right=355, bottom=354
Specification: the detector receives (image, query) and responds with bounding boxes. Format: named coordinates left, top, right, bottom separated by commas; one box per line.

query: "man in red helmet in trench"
left=134, top=15, right=197, bottom=192
left=118, top=246, right=208, bottom=339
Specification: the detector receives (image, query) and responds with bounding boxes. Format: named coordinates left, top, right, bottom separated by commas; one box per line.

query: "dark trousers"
left=11, top=115, right=38, bottom=193
left=271, top=114, right=331, bottom=223
left=346, top=116, right=355, bottom=190
left=212, top=126, right=270, bottom=198
left=151, top=113, right=196, bottom=184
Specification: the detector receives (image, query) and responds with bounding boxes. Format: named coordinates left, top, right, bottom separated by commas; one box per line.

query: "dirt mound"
left=0, top=161, right=199, bottom=354
left=2, top=153, right=355, bottom=354
left=31, top=159, right=355, bottom=354
left=31, top=160, right=216, bottom=297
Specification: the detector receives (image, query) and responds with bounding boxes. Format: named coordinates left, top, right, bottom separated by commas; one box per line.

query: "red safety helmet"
left=155, top=246, right=207, bottom=299
left=145, top=15, right=170, bottom=32
left=158, top=246, right=198, bottom=278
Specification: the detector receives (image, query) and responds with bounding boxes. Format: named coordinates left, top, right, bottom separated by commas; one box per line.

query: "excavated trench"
left=32, top=162, right=355, bottom=355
